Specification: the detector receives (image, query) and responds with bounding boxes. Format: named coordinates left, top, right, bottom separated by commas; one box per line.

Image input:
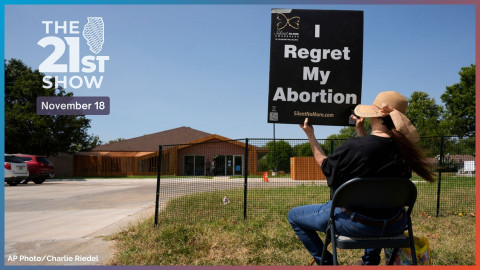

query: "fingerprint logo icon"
left=83, top=17, right=104, bottom=54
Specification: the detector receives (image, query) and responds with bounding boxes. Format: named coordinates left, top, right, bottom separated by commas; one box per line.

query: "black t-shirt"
left=321, top=135, right=412, bottom=218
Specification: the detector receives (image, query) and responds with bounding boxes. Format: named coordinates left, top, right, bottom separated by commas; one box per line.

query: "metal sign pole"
left=273, top=123, right=277, bottom=174
left=154, top=145, right=162, bottom=227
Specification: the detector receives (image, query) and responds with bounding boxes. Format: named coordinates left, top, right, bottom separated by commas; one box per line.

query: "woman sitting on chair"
left=288, top=91, right=434, bottom=265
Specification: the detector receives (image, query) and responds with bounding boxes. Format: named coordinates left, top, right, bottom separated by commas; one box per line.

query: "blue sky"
left=4, top=4, right=476, bottom=143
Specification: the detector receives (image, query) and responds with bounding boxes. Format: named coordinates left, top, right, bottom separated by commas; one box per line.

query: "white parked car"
left=4, top=154, right=29, bottom=186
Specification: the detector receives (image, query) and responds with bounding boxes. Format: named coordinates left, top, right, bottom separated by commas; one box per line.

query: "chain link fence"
left=154, top=136, right=475, bottom=225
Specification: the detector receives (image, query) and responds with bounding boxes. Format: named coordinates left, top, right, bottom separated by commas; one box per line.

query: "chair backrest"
left=331, top=177, right=417, bottom=213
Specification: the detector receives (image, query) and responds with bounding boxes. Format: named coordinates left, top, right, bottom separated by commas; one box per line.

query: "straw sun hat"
left=354, top=91, right=419, bottom=144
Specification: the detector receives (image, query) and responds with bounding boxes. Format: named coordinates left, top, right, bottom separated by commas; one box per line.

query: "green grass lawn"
left=108, top=181, right=475, bottom=266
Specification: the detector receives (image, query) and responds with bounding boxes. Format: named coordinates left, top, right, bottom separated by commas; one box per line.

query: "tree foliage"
left=264, top=140, right=294, bottom=172
left=406, top=91, right=444, bottom=137
left=326, top=119, right=371, bottom=141
left=441, top=64, right=476, bottom=137
left=293, top=142, right=313, bottom=157
left=5, top=59, right=100, bottom=155
left=108, top=138, right=126, bottom=144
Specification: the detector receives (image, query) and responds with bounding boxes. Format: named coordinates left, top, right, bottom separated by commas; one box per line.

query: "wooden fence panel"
left=290, top=157, right=326, bottom=180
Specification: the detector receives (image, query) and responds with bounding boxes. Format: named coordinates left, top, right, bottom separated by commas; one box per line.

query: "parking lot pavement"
left=4, top=178, right=158, bottom=266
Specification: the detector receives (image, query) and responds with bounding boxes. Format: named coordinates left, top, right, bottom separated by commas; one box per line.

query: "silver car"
left=4, top=154, right=29, bottom=186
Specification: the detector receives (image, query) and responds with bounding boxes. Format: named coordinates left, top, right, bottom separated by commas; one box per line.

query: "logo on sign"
left=83, top=17, right=105, bottom=54
left=275, top=13, right=300, bottom=30
left=38, top=18, right=110, bottom=90
left=274, top=13, right=300, bottom=41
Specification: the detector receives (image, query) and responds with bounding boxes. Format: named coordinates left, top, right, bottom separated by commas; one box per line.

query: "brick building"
left=73, top=127, right=264, bottom=177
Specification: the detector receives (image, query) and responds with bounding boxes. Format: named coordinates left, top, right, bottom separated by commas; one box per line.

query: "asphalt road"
left=4, top=177, right=323, bottom=266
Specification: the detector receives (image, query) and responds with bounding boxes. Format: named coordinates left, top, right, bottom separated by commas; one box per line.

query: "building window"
left=213, top=155, right=243, bottom=176
left=184, top=155, right=205, bottom=176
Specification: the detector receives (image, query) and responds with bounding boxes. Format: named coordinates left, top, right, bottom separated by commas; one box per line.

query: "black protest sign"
left=267, top=9, right=363, bottom=126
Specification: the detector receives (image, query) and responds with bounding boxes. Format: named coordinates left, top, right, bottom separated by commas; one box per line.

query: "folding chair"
left=320, top=177, right=418, bottom=265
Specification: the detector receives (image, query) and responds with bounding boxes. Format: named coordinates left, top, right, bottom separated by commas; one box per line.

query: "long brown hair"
left=383, top=116, right=434, bottom=182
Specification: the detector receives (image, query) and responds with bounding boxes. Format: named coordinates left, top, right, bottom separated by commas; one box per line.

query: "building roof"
left=427, top=154, right=475, bottom=164
left=92, top=126, right=212, bottom=152
left=75, top=151, right=156, bottom=157
left=445, top=154, right=475, bottom=163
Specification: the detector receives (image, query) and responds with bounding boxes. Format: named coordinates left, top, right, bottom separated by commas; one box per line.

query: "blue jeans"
left=288, top=201, right=407, bottom=265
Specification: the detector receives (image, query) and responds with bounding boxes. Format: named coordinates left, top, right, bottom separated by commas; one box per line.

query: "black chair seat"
left=335, top=234, right=409, bottom=249
left=320, top=177, right=418, bottom=265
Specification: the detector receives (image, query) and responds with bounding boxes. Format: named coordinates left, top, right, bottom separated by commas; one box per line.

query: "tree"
left=108, top=138, right=126, bottom=144
left=441, top=64, right=475, bottom=137
left=5, top=59, right=99, bottom=155
left=264, top=140, right=294, bottom=173
left=72, top=135, right=103, bottom=152
left=293, top=142, right=313, bottom=157
left=326, top=127, right=357, bottom=140
left=406, top=91, right=444, bottom=137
